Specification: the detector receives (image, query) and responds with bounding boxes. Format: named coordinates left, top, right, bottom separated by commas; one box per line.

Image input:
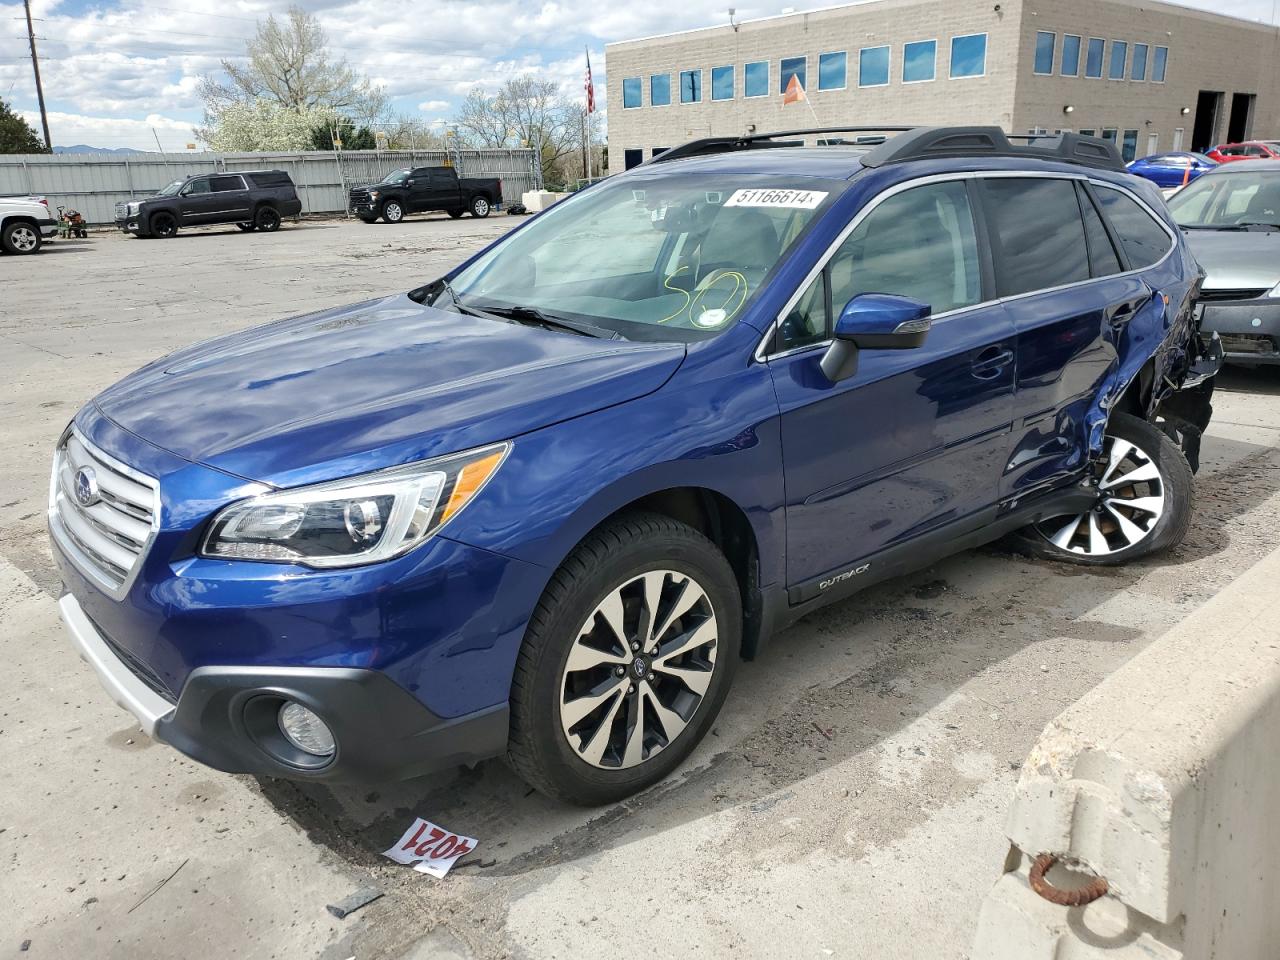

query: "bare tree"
left=454, top=76, right=582, bottom=187
left=198, top=6, right=386, bottom=139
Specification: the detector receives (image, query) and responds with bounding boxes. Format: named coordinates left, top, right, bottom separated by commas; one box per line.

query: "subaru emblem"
left=74, top=466, right=100, bottom=507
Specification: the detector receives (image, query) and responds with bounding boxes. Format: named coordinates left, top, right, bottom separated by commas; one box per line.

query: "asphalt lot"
left=4, top=217, right=1280, bottom=959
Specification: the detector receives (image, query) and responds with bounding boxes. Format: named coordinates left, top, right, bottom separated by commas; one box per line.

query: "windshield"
left=1168, top=170, right=1280, bottom=229
left=380, top=169, right=410, bottom=184
left=158, top=179, right=185, bottom=196
left=447, top=173, right=843, bottom=341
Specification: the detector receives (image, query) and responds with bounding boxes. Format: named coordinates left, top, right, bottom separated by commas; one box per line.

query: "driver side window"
left=776, top=180, right=982, bottom=352
left=184, top=179, right=211, bottom=196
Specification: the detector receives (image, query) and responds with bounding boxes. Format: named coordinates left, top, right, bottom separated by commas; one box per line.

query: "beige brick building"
left=604, top=0, right=1280, bottom=173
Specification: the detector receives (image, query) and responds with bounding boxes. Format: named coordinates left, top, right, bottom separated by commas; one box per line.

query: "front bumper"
left=59, top=592, right=509, bottom=780
left=115, top=217, right=143, bottom=235
left=38, top=219, right=58, bottom=239
left=1198, top=298, right=1280, bottom=363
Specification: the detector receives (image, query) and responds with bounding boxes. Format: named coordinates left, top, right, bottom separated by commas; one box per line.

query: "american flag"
left=585, top=48, right=596, bottom=114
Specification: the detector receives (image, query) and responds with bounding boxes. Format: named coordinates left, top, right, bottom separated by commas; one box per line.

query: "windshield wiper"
left=478, top=304, right=622, bottom=340
left=1184, top=221, right=1280, bottom=232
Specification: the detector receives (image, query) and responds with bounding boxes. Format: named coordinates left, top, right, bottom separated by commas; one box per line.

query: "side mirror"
left=406, top=179, right=416, bottom=186
left=820, top=294, right=932, bottom=383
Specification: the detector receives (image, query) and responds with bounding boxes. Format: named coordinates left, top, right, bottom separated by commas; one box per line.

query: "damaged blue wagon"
left=50, top=127, right=1220, bottom=805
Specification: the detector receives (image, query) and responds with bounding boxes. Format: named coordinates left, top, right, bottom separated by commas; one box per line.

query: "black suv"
left=115, top=170, right=303, bottom=238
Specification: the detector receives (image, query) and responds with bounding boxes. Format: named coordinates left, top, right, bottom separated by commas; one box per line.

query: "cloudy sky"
left=0, top=0, right=1276, bottom=150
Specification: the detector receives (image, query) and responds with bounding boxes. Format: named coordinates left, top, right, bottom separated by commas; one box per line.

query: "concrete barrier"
left=972, top=547, right=1280, bottom=959
left=521, top=190, right=567, bottom=213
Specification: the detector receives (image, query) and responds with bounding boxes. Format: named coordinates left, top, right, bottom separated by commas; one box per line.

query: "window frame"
left=755, top=171, right=1176, bottom=361
left=1061, top=34, right=1082, bottom=77
left=622, top=77, right=643, bottom=109
left=649, top=74, right=672, bottom=107
left=1121, top=129, right=1140, bottom=163
left=780, top=55, right=808, bottom=94
left=1085, top=37, right=1105, bottom=79
left=949, top=33, right=988, bottom=80
left=859, top=45, right=891, bottom=87
left=817, top=50, right=848, bottom=91
left=1108, top=40, right=1128, bottom=80
left=1033, top=31, right=1056, bottom=76
left=711, top=64, right=734, bottom=101
left=744, top=60, right=770, bottom=98
left=622, top=148, right=643, bottom=170
left=1151, top=45, right=1168, bottom=83
left=1131, top=42, right=1148, bottom=81
left=679, top=68, right=702, bottom=103
left=902, top=39, right=938, bottom=84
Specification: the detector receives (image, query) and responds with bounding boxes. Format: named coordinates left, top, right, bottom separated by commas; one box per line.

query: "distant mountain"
left=53, top=145, right=146, bottom=155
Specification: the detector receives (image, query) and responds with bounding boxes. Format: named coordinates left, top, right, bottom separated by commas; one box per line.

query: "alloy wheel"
left=473, top=198, right=489, bottom=216
left=1034, top=434, right=1166, bottom=557
left=559, top=570, right=718, bottom=770
left=151, top=213, right=177, bottom=238
left=9, top=225, right=38, bottom=252
left=384, top=201, right=403, bottom=222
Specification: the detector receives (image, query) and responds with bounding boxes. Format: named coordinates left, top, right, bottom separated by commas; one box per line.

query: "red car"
left=1206, top=141, right=1280, bottom=163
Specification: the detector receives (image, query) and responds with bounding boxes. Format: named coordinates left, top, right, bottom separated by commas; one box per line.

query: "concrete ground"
left=3, top=219, right=1280, bottom=959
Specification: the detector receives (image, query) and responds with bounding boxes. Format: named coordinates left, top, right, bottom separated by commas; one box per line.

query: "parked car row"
left=50, top=126, right=1223, bottom=805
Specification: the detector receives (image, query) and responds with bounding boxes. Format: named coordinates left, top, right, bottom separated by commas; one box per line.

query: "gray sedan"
left=1167, top=161, right=1280, bottom=365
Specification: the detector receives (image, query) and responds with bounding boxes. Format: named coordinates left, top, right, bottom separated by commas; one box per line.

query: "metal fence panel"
left=0, top=148, right=537, bottom=224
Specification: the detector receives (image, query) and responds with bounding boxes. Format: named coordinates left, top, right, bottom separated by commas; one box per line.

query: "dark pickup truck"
left=349, top=166, right=503, bottom=223
left=115, top=169, right=302, bottom=238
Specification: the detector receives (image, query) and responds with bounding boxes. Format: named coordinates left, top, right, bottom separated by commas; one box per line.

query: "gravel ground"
left=3, top=217, right=1279, bottom=959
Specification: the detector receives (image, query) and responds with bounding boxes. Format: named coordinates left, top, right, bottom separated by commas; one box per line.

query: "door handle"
left=1106, top=293, right=1150, bottom=327
left=971, top=346, right=1014, bottom=380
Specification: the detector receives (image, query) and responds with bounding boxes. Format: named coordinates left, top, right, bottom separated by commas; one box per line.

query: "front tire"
left=381, top=200, right=405, bottom=224
left=1017, top=413, right=1193, bottom=565
left=447, top=209, right=464, bottom=219
left=1, top=221, right=41, bottom=254
left=236, top=222, right=255, bottom=232
left=470, top=195, right=491, bottom=218
left=149, top=212, right=178, bottom=238
left=508, top=513, right=741, bottom=805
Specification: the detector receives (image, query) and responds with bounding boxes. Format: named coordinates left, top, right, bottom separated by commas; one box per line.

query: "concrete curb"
left=972, top=547, right=1280, bottom=959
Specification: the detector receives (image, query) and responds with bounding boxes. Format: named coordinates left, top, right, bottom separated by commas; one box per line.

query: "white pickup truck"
left=1, top=195, right=59, bottom=255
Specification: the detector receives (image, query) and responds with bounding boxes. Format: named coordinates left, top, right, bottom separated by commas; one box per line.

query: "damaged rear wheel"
left=1016, top=413, right=1193, bottom=566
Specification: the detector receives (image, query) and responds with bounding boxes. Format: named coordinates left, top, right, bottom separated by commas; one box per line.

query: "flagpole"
left=585, top=46, right=595, bottom=180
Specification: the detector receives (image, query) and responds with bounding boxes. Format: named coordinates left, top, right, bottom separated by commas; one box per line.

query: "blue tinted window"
left=650, top=74, right=670, bottom=106
left=780, top=56, right=806, bottom=93
left=711, top=65, right=734, bottom=100
left=903, top=40, right=936, bottom=82
left=1122, top=129, right=1138, bottom=162
left=680, top=69, right=701, bottom=103
left=1061, top=35, right=1081, bottom=76
left=950, top=33, right=986, bottom=78
left=622, top=77, right=642, bottom=108
left=818, top=51, right=847, bottom=90
left=859, top=45, right=890, bottom=86
left=745, top=60, right=768, bottom=96
left=1033, top=31, right=1055, bottom=74
left=1085, top=37, right=1105, bottom=77
left=1152, top=45, right=1168, bottom=82
left=1131, top=43, right=1148, bottom=80
left=1109, top=41, right=1127, bottom=79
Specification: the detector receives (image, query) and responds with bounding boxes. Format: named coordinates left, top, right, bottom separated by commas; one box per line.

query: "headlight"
left=126, top=201, right=141, bottom=216
left=200, top=443, right=509, bottom=567
left=1269, top=280, right=1280, bottom=298
left=368, top=189, right=379, bottom=199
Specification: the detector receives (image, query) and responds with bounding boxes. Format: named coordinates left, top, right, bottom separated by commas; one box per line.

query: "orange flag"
left=783, top=74, right=806, bottom=105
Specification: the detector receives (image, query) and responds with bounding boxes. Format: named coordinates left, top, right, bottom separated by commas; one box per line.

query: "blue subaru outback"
left=51, top=127, right=1219, bottom=805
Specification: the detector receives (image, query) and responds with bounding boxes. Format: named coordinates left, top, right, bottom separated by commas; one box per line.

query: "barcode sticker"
left=724, top=188, right=828, bottom=209
left=383, top=817, right=477, bottom=879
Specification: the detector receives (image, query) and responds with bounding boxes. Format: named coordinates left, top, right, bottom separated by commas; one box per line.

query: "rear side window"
left=1094, top=186, right=1172, bottom=268
left=209, top=175, right=244, bottom=192
left=1078, top=185, right=1123, bottom=277
left=246, top=171, right=291, bottom=188
left=981, top=178, right=1089, bottom=297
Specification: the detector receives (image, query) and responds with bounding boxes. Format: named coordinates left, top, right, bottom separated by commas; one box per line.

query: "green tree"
left=309, top=121, right=376, bottom=151
left=0, top=98, right=47, bottom=154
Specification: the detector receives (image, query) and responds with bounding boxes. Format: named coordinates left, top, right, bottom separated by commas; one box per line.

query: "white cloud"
left=21, top=110, right=197, bottom=150
left=417, top=99, right=450, bottom=112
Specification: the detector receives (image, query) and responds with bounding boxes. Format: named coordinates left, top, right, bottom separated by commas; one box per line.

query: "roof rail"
left=643, top=125, right=1127, bottom=173
left=859, top=126, right=1127, bottom=172
left=643, top=126, right=917, bottom=166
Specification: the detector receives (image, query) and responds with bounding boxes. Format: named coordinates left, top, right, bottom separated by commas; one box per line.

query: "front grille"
left=1220, top=333, right=1277, bottom=355
left=349, top=189, right=372, bottom=205
left=49, top=429, right=159, bottom=599
left=114, top=202, right=129, bottom=220
left=1198, top=288, right=1269, bottom=303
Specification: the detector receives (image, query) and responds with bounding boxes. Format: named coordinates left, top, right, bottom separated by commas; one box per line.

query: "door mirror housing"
left=820, top=294, right=932, bottom=383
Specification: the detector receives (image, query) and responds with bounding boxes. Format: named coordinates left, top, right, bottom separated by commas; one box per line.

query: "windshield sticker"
left=724, top=188, right=828, bottom=210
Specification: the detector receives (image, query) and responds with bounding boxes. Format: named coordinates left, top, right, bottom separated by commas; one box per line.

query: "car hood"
left=94, top=293, right=686, bottom=487
left=5, top=198, right=51, bottom=216
left=1184, top=229, right=1280, bottom=291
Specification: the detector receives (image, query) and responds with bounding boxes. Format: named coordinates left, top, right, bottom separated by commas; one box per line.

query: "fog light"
left=278, top=702, right=336, bottom=757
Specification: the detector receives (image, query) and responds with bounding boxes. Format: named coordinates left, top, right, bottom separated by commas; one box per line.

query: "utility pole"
left=22, top=0, right=52, bottom=150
